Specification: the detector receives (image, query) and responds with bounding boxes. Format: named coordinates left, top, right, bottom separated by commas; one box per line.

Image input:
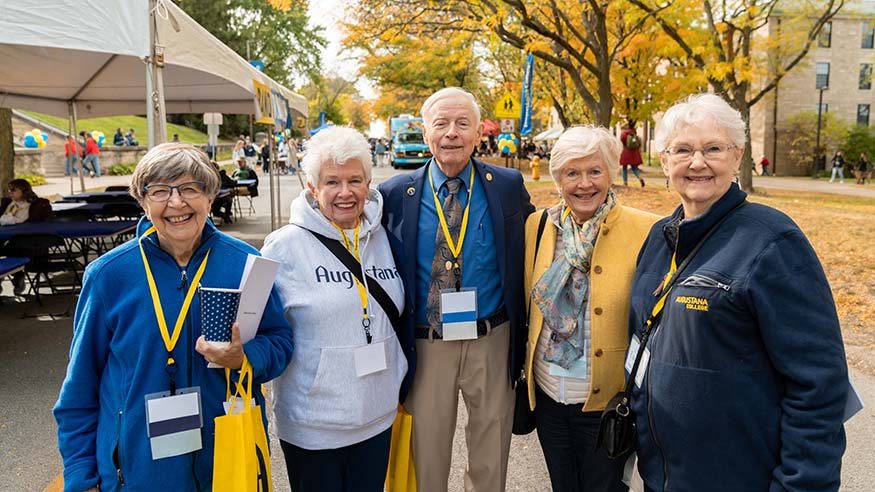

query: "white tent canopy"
left=533, top=127, right=565, bottom=141
left=0, top=0, right=307, bottom=120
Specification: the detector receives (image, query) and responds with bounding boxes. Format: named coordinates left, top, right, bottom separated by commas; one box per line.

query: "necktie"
left=426, top=177, right=464, bottom=333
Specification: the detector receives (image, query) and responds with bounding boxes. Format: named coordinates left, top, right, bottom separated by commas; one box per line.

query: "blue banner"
left=520, top=54, right=534, bottom=136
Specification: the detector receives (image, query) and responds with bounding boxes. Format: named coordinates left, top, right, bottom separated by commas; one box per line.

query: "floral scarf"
left=531, top=191, right=616, bottom=369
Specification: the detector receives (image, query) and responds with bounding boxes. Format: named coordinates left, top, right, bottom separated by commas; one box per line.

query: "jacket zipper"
left=114, top=410, right=125, bottom=487
left=646, top=322, right=670, bottom=491
left=679, top=274, right=730, bottom=291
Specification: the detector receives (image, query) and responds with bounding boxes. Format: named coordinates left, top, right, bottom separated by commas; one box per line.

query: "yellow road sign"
left=494, top=92, right=521, bottom=119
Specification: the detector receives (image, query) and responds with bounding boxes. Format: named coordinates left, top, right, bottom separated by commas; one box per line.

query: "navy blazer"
left=378, top=159, right=535, bottom=402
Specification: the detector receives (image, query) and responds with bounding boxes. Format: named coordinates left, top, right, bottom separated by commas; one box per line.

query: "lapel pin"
left=485, top=172, right=493, bottom=182
left=406, top=187, right=416, bottom=196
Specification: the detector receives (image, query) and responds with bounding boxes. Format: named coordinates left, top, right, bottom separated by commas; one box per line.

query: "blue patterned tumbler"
left=199, top=286, right=242, bottom=348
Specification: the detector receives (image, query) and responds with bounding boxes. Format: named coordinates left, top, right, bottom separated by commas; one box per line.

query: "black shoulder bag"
left=597, top=201, right=746, bottom=458
left=308, top=230, right=401, bottom=329
left=512, top=209, right=549, bottom=436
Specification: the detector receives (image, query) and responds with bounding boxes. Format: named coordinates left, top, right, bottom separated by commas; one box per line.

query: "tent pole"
left=267, top=124, right=277, bottom=231
left=68, top=102, right=85, bottom=193
left=147, top=0, right=167, bottom=148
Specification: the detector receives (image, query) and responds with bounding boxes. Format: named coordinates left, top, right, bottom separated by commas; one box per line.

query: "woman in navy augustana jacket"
left=628, top=93, right=848, bottom=492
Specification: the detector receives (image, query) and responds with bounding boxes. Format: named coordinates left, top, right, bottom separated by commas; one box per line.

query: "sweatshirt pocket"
left=305, top=334, right=405, bottom=429
left=679, top=273, right=731, bottom=291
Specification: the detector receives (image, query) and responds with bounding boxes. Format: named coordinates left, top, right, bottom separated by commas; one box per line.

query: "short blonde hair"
left=549, top=126, right=621, bottom=182
left=301, top=127, right=372, bottom=187
left=130, top=143, right=220, bottom=202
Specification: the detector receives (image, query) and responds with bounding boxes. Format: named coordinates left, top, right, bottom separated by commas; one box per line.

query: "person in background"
left=232, top=139, right=245, bottom=164
left=524, top=127, right=657, bottom=492
left=232, top=157, right=258, bottom=197
left=829, top=150, right=845, bottom=183
left=172, top=134, right=180, bottom=143
left=630, top=93, right=848, bottom=492
left=0, top=178, right=54, bottom=295
left=261, top=126, right=406, bottom=492
left=65, top=134, right=82, bottom=176
left=374, top=138, right=387, bottom=167
left=113, top=128, right=126, bottom=146
left=261, top=137, right=271, bottom=175
left=53, top=143, right=293, bottom=492
left=759, top=155, right=770, bottom=176
left=856, top=152, right=870, bottom=185
left=378, top=87, right=535, bottom=491
left=82, top=132, right=101, bottom=178
left=243, top=136, right=258, bottom=168
left=210, top=160, right=235, bottom=223
left=125, top=128, right=139, bottom=147
left=619, top=123, right=645, bottom=187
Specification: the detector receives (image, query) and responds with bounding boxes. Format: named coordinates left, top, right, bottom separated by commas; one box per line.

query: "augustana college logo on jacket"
left=314, top=264, right=400, bottom=289
left=675, top=295, right=709, bottom=311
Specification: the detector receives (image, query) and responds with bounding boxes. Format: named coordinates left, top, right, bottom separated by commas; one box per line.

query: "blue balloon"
left=41, top=132, right=49, bottom=143
left=97, top=136, right=105, bottom=147
left=23, top=134, right=38, bottom=148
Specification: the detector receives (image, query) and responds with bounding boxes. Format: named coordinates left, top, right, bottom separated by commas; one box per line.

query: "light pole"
left=814, top=85, right=827, bottom=177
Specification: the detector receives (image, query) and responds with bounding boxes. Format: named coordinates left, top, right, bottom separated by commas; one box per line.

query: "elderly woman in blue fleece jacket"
left=53, top=143, right=293, bottom=492
left=628, top=93, right=848, bottom=492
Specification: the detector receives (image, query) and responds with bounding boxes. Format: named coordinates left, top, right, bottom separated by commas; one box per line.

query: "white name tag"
left=144, top=387, right=203, bottom=460
left=625, top=336, right=650, bottom=388
left=549, top=342, right=588, bottom=378
left=440, top=288, right=478, bottom=341
left=354, top=341, right=388, bottom=377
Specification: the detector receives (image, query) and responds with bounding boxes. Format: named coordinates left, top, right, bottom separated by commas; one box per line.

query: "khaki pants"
left=405, top=322, right=515, bottom=492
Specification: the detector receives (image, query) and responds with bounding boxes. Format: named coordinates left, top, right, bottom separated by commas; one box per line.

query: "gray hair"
left=421, top=87, right=481, bottom=126
left=654, top=93, right=746, bottom=152
left=549, top=126, right=621, bottom=181
left=301, top=126, right=372, bottom=186
left=130, top=143, right=220, bottom=202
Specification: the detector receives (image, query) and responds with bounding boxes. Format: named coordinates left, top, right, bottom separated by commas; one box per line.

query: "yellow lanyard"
left=330, top=219, right=373, bottom=343
left=138, top=226, right=211, bottom=367
left=646, top=252, right=678, bottom=328
left=428, top=164, right=475, bottom=268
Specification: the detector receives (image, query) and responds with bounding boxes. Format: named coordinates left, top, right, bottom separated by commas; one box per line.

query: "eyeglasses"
left=662, top=144, right=737, bottom=162
left=143, top=181, right=207, bottom=202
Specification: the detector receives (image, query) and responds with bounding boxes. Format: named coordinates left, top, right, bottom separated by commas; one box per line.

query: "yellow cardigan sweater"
left=524, top=202, right=658, bottom=412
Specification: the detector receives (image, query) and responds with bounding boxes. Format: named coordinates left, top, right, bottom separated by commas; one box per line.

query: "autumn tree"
left=778, top=111, right=848, bottom=175
left=628, top=0, right=844, bottom=191
left=299, top=74, right=361, bottom=127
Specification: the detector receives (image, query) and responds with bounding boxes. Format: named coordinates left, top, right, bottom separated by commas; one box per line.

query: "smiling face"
left=141, top=174, right=212, bottom=263
left=557, top=155, right=612, bottom=223
left=423, top=94, right=482, bottom=177
left=660, top=119, right=741, bottom=219
left=309, top=159, right=370, bottom=229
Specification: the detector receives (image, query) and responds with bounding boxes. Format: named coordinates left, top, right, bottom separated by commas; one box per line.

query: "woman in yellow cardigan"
left=524, top=126, right=657, bottom=492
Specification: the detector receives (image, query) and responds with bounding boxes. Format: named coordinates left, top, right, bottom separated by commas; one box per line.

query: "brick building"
left=752, top=1, right=875, bottom=175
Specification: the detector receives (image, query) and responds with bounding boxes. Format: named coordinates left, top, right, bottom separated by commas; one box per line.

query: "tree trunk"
left=735, top=99, right=754, bottom=192
left=0, top=107, right=13, bottom=187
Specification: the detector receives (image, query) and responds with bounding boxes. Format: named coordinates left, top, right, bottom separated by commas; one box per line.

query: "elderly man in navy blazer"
left=379, top=87, right=535, bottom=491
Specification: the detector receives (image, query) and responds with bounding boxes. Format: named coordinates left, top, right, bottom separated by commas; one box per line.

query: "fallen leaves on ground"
left=527, top=180, right=875, bottom=374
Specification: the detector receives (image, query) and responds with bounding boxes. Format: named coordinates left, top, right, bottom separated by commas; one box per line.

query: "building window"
left=861, top=64, right=873, bottom=90
left=816, top=62, right=830, bottom=89
left=819, top=21, right=832, bottom=48
left=864, top=21, right=875, bottom=49
left=859, top=104, right=871, bottom=126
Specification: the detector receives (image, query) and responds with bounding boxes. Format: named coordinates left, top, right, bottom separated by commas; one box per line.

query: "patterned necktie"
left=426, top=177, right=464, bottom=332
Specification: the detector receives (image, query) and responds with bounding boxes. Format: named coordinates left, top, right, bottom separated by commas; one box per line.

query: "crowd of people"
left=44, top=88, right=850, bottom=492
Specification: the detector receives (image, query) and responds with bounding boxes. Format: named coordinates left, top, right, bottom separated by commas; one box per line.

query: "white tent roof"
left=533, top=127, right=565, bottom=141
left=0, top=0, right=307, bottom=120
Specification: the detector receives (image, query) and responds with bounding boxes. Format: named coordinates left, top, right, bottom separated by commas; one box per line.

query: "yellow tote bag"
left=213, top=357, right=273, bottom=492
left=385, top=405, right=417, bottom=492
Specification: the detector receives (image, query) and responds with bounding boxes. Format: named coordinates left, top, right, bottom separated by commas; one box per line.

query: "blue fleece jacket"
left=53, top=218, right=293, bottom=492
left=629, top=183, right=848, bottom=492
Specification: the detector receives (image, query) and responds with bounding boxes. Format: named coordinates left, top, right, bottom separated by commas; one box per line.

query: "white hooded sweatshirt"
left=261, top=189, right=407, bottom=450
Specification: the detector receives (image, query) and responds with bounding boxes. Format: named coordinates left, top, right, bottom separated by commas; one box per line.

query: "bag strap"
left=525, top=209, right=549, bottom=319
left=308, top=229, right=402, bottom=329
left=617, top=200, right=748, bottom=411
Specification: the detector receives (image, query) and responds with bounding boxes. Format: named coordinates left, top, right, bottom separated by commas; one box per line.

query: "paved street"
left=1, top=165, right=873, bottom=491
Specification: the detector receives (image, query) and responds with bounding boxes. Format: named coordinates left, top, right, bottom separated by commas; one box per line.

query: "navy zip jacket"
left=629, top=183, right=848, bottom=492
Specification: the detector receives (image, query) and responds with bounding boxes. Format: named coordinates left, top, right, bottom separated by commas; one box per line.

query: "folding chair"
left=6, top=233, right=81, bottom=317
left=101, top=203, right=142, bottom=244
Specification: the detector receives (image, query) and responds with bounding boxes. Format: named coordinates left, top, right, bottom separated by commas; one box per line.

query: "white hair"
left=549, top=126, right=621, bottom=181
left=301, top=127, right=372, bottom=186
left=654, top=93, right=747, bottom=152
left=421, top=87, right=481, bottom=126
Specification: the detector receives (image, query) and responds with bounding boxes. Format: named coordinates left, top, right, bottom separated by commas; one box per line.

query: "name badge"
left=440, top=288, right=478, bottom=341
left=625, top=336, right=650, bottom=388
left=144, top=387, right=203, bottom=460
left=549, top=346, right=588, bottom=379
left=354, top=341, right=388, bottom=377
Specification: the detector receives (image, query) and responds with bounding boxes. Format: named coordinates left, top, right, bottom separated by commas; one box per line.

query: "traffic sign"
left=500, top=118, right=515, bottom=133
left=495, top=92, right=521, bottom=119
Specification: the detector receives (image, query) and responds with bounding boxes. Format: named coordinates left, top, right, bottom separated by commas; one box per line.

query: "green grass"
left=22, top=111, right=231, bottom=145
